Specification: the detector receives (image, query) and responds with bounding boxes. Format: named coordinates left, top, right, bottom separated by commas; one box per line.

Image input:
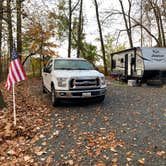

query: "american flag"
left=5, top=46, right=26, bottom=90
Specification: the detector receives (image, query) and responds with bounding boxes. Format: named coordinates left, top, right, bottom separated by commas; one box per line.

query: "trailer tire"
left=147, top=80, right=163, bottom=86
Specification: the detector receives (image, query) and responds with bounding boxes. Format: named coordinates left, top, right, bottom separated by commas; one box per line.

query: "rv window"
left=121, top=58, right=124, bottom=63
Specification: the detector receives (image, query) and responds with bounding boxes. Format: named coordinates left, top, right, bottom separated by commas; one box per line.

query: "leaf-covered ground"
left=0, top=78, right=166, bottom=165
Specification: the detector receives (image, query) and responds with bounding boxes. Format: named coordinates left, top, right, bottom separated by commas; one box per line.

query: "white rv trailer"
left=110, top=47, right=166, bottom=82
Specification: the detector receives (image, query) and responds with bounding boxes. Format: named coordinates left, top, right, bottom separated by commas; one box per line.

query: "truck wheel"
left=42, top=80, right=47, bottom=93
left=98, top=95, right=105, bottom=103
left=51, top=86, right=58, bottom=106
left=43, top=85, right=47, bottom=93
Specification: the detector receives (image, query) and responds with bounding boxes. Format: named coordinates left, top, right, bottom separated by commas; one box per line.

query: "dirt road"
left=0, top=78, right=166, bottom=165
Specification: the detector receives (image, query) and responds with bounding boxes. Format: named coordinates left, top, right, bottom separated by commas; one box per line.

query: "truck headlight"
left=57, top=78, right=67, bottom=87
left=100, top=77, right=105, bottom=85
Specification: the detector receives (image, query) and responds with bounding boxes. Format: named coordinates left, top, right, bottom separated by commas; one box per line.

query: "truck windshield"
left=54, top=59, right=94, bottom=70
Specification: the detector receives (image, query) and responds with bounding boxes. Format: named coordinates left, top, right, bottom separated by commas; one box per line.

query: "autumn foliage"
left=24, top=23, right=58, bottom=57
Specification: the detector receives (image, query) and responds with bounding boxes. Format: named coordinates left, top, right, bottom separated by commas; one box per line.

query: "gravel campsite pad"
left=0, top=78, right=166, bottom=165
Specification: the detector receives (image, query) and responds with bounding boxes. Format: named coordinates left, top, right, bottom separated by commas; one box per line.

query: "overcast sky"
left=57, top=0, right=129, bottom=56
left=31, top=0, right=129, bottom=56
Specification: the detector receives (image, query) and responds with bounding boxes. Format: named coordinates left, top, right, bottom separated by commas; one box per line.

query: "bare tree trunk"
left=157, top=7, right=165, bottom=47
left=127, top=0, right=132, bottom=45
left=0, top=0, right=5, bottom=103
left=0, top=0, right=3, bottom=82
left=119, top=0, right=133, bottom=48
left=148, top=0, right=162, bottom=46
left=0, top=90, right=6, bottom=109
left=140, top=0, right=143, bottom=46
left=159, top=18, right=166, bottom=47
left=162, top=0, right=166, bottom=18
left=77, top=0, right=83, bottom=58
left=68, top=0, right=72, bottom=58
left=7, top=0, right=13, bottom=59
left=94, top=0, right=107, bottom=75
left=154, top=9, right=162, bottom=46
left=16, top=0, right=22, bottom=59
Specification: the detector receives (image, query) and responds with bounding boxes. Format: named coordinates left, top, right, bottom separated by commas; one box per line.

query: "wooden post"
left=12, top=83, right=16, bottom=126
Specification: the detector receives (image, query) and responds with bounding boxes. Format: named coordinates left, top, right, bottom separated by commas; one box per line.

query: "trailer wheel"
left=136, top=79, right=142, bottom=86
left=147, top=80, right=163, bottom=86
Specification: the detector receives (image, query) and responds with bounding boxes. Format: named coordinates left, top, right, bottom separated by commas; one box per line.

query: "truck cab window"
left=45, top=60, right=53, bottom=73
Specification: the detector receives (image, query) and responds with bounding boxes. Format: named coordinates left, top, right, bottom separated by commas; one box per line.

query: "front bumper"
left=55, top=88, right=106, bottom=98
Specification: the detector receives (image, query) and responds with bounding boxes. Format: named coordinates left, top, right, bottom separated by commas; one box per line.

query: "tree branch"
left=22, top=53, right=36, bottom=66
left=71, top=0, right=80, bottom=13
left=105, top=10, right=160, bottom=46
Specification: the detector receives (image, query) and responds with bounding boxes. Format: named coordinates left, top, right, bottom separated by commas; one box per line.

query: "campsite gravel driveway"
left=30, top=79, right=166, bottom=165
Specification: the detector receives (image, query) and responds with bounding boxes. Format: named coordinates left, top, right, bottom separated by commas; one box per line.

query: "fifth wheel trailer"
left=110, top=47, right=166, bottom=83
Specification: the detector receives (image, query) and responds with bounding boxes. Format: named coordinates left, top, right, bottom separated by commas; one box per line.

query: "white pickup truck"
left=42, top=57, right=106, bottom=106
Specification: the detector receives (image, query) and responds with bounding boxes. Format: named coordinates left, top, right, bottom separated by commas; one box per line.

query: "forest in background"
left=0, top=0, right=166, bottom=79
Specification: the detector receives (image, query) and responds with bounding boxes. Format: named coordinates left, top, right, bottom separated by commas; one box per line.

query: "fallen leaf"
left=53, top=130, right=60, bottom=136
left=31, top=135, right=39, bottom=144
left=34, top=147, right=46, bottom=156
left=46, top=156, right=52, bottom=165
left=39, top=134, right=45, bottom=138
left=110, top=147, right=117, bottom=152
left=36, top=151, right=45, bottom=156
left=126, top=151, right=132, bottom=156
left=138, top=158, right=145, bottom=164
left=103, top=154, right=109, bottom=160
left=42, top=141, right=47, bottom=146
left=95, top=161, right=106, bottom=166
left=112, top=158, right=118, bottom=163
left=24, top=155, right=31, bottom=162
left=7, top=149, right=15, bottom=155
left=66, top=160, right=74, bottom=165
left=156, top=151, right=165, bottom=156
left=126, top=157, right=132, bottom=161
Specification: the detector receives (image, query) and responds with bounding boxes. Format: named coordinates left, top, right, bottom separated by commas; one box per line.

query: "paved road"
left=30, top=80, right=166, bottom=165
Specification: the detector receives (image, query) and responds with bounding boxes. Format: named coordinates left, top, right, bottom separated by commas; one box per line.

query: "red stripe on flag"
left=6, top=75, right=13, bottom=90
left=10, top=64, right=17, bottom=83
left=13, top=59, right=22, bottom=81
left=11, top=61, right=21, bottom=82
left=15, top=59, right=25, bottom=80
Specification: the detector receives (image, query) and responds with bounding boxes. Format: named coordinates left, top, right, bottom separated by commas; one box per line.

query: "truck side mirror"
left=43, top=67, right=47, bottom=73
left=93, top=65, right=99, bottom=71
left=95, top=67, right=99, bottom=71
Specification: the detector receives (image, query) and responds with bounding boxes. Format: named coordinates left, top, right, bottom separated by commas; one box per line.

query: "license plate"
left=82, top=92, right=91, bottom=97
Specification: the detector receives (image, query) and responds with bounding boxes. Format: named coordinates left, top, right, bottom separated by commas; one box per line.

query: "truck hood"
left=52, top=70, right=104, bottom=78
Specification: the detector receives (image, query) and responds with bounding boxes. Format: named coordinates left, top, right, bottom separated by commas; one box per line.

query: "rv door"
left=125, top=54, right=132, bottom=76
left=128, top=54, right=132, bottom=76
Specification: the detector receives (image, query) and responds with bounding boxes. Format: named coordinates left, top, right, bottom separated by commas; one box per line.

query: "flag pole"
left=13, top=83, right=16, bottom=126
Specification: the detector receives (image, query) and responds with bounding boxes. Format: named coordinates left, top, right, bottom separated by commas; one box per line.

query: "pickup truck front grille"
left=70, top=78, right=100, bottom=90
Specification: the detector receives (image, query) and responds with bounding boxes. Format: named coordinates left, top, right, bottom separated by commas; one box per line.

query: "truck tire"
left=43, top=85, right=47, bottom=93
left=147, top=80, right=163, bottom=86
left=51, top=85, right=58, bottom=106
left=98, top=95, right=105, bottom=103
left=42, top=80, right=47, bottom=93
